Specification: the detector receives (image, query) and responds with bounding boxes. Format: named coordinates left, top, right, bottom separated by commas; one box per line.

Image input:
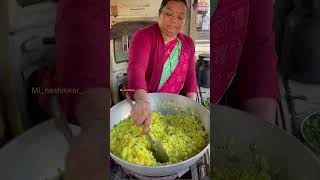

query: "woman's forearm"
left=66, top=88, right=108, bottom=180
left=186, top=92, right=197, bottom=101
left=74, top=88, right=108, bottom=130
left=242, top=97, right=278, bottom=125
left=133, top=89, right=149, bottom=102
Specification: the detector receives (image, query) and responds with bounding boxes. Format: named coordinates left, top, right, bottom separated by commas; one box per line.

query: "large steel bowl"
left=110, top=93, right=210, bottom=177
left=212, top=105, right=320, bottom=179
left=0, top=119, right=81, bottom=180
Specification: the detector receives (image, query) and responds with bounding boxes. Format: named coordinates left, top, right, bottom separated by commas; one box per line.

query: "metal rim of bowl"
left=110, top=126, right=210, bottom=168
left=301, top=111, right=320, bottom=152
left=110, top=144, right=210, bottom=169
left=110, top=95, right=210, bottom=168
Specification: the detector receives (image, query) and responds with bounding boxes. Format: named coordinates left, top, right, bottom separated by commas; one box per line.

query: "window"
left=113, top=34, right=133, bottom=64
left=110, top=21, right=156, bottom=64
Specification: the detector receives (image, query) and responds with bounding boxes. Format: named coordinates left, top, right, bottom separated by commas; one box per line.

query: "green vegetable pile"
left=303, top=113, right=320, bottom=150
left=110, top=112, right=208, bottom=166
left=212, top=143, right=280, bottom=180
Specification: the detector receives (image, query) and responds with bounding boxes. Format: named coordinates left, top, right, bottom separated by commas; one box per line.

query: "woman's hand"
left=131, top=99, right=152, bottom=133
left=242, top=97, right=278, bottom=125
left=131, top=89, right=152, bottom=133
left=65, top=88, right=107, bottom=180
left=65, top=121, right=106, bottom=180
left=186, top=92, right=197, bottom=101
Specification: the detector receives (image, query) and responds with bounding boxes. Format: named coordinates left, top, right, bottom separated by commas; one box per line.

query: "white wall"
left=7, top=0, right=57, bottom=129
left=0, top=0, right=24, bottom=137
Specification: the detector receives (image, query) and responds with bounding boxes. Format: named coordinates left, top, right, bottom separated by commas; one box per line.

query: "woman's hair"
left=159, top=0, right=188, bottom=15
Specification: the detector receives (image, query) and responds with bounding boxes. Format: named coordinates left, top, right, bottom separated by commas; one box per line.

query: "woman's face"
left=159, top=1, right=187, bottom=38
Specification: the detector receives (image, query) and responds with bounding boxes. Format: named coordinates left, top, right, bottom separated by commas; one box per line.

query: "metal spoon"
left=125, top=94, right=169, bottom=163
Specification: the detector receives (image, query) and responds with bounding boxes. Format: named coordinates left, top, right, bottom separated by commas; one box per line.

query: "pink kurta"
left=55, top=0, right=108, bottom=124
left=127, top=24, right=198, bottom=96
left=211, top=0, right=279, bottom=106
left=157, top=38, right=190, bottom=94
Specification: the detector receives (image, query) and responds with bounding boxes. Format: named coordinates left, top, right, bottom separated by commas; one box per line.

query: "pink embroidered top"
left=55, top=0, right=108, bottom=124
left=211, top=0, right=279, bottom=106
left=127, top=24, right=198, bottom=96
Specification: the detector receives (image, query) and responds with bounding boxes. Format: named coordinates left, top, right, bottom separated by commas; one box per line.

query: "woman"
left=211, top=0, right=279, bottom=124
left=127, top=0, right=198, bottom=133
left=55, top=0, right=107, bottom=179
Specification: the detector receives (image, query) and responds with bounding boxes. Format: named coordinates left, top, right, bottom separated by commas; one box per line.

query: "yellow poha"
left=110, top=112, right=208, bottom=166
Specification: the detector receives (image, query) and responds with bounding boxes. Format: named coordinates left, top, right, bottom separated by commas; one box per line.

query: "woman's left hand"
left=186, top=92, right=197, bottom=101
left=65, top=121, right=106, bottom=180
left=65, top=88, right=107, bottom=180
left=242, top=97, right=278, bottom=125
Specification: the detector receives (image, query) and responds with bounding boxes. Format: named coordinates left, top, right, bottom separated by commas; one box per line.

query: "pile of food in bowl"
left=212, top=143, right=280, bottom=180
left=302, top=112, right=320, bottom=151
left=110, top=112, right=208, bottom=166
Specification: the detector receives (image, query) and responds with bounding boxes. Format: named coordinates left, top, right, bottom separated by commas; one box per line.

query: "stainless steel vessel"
left=212, top=105, right=320, bottom=179
left=110, top=93, right=210, bottom=177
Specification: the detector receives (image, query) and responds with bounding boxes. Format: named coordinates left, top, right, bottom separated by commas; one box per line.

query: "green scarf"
left=211, top=0, right=219, bottom=16
left=158, top=38, right=182, bottom=90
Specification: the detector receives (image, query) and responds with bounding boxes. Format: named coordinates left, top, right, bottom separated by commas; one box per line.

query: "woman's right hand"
left=130, top=99, right=152, bottom=133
